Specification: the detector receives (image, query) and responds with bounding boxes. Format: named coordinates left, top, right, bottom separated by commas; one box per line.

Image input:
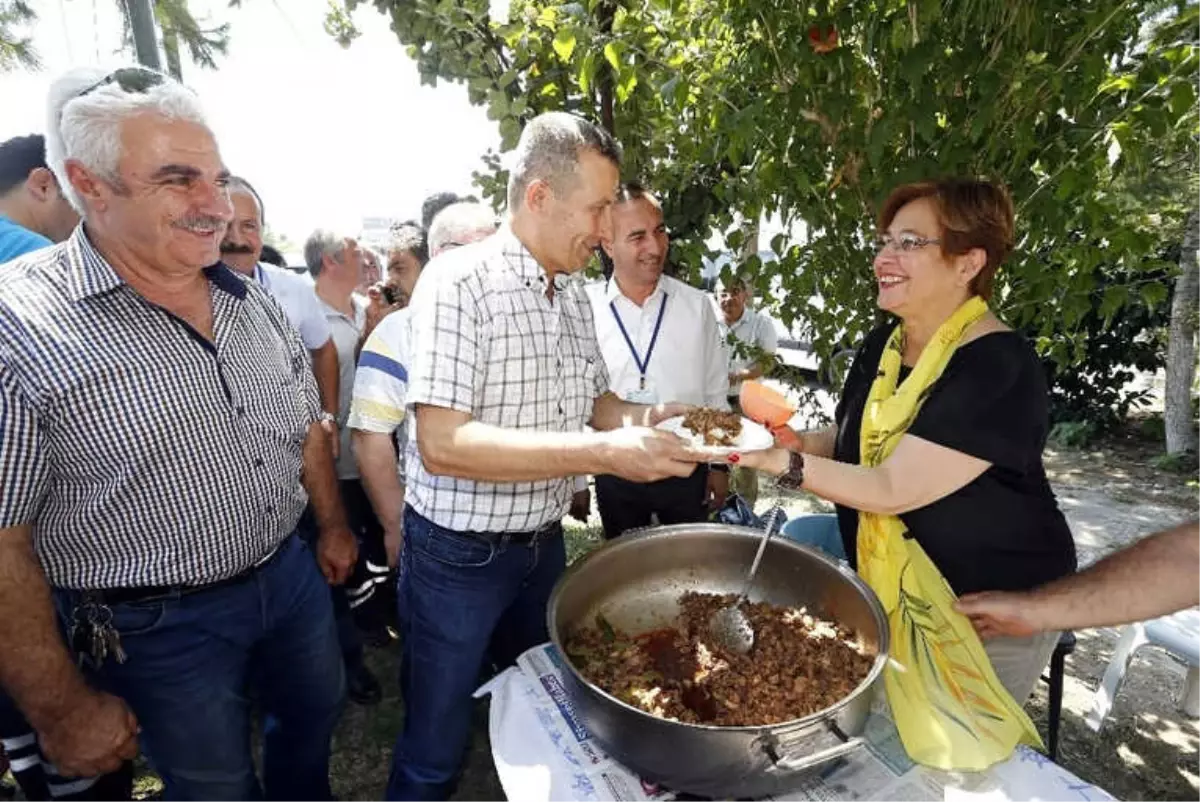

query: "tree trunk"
left=125, top=0, right=162, bottom=70
left=596, top=0, right=616, bottom=135
left=1165, top=209, right=1199, bottom=455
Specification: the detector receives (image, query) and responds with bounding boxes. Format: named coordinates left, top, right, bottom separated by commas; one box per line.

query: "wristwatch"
left=775, top=451, right=805, bottom=491
left=318, top=412, right=338, bottom=427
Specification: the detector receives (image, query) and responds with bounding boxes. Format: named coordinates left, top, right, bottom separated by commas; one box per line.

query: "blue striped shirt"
left=0, top=227, right=321, bottom=589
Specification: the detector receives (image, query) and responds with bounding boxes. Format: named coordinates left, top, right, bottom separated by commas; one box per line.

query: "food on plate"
left=565, top=592, right=874, bottom=726
left=681, top=408, right=743, bottom=447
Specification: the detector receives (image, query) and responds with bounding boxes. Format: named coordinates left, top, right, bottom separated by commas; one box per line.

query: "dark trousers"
left=386, top=506, right=566, bottom=800
left=340, top=479, right=393, bottom=632
left=595, top=465, right=709, bottom=539
left=52, top=535, right=345, bottom=800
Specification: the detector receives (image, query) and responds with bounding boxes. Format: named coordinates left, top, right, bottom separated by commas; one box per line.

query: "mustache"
left=175, top=214, right=227, bottom=230
left=219, top=242, right=255, bottom=255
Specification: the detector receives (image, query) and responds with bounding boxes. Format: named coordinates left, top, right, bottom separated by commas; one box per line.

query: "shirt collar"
left=497, top=225, right=575, bottom=294
left=64, top=225, right=247, bottom=302
left=605, top=273, right=665, bottom=305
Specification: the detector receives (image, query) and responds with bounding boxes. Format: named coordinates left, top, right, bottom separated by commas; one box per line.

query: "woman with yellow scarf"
left=730, top=179, right=1076, bottom=771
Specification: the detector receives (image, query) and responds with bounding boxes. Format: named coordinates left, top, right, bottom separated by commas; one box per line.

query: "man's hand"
left=642, top=402, right=691, bottom=428
left=383, top=525, right=403, bottom=570
left=363, top=285, right=404, bottom=340
left=569, top=488, right=591, bottom=522
left=317, top=526, right=359, bottom=585
left=320, top=417, right=340, bottom=461
left=954, top=591, right=1044, bottom=639
left=600, top=428, right=701, bottom=483
left=39, top=689, right=138, bottom=778
left=706, top=469, right=729, bottom=512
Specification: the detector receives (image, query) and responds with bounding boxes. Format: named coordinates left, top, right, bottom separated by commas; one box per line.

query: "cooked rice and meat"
left=565, top=592, right=874, bottom=727
left=681, top=408, right=743, bottom=447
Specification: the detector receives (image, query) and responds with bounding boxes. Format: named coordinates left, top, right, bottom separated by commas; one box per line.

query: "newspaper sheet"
left=479, top=643, right=1115, bottom=802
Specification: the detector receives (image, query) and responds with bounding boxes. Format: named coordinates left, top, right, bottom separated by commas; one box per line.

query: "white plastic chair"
left=1085, top=607, right=1200, bottom=731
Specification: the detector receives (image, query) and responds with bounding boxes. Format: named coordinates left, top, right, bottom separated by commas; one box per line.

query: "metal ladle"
left=707, top=506, right=786, bottom=655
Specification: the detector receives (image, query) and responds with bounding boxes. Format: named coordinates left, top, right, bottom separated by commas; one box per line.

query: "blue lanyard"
left=610, top=293, right=668, bottom=390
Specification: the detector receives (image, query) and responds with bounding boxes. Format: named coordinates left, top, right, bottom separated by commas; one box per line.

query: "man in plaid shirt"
left=385, top=112, right=706, bottom=800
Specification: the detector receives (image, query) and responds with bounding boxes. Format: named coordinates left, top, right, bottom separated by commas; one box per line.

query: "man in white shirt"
left=586, top=182, right=730, bottom=538
left=715, top=276, right=779, bottom=505
left=220, top=178, right=340, bottom=428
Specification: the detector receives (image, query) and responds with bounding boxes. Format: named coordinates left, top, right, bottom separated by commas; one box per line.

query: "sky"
left=0, top=0, right=502, bottom=246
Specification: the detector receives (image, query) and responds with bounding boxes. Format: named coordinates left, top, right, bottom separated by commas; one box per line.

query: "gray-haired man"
left=382, top=112, right=705, bottom=800
left=0, top=67, right=354, bottom=799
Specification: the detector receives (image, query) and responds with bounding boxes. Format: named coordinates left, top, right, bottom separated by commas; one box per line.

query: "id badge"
left=624, top=379, right=659, bottom=405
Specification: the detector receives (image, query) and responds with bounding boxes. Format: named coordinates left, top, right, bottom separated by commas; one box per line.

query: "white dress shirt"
left=254, top=263, right=332, bottom=350
left=718, top=304, right=779, bottom=397
left=586, top=274, right=729, bottom=409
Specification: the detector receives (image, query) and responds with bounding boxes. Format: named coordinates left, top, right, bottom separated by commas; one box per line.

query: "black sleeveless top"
left=833, top=325, right=1077, bottom=595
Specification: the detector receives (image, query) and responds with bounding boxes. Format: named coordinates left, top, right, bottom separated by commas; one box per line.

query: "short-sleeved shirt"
left=0, top=215, right=52, bottom=265
left=317, top=294, right=366, bottom=479
left=405, top=227, right=610, bottom=533
left=254, top=263, right=332, bottom=350
left=833, top=324, right=1077, bottom=596
left=0, top=228, right=321, bottom=589
left=348, top=306, right=415, bottom=485
left=718, top=305, right=779, bottom=396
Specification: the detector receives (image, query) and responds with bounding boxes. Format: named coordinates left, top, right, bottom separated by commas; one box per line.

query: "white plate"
left=656, top=414, right=775, bottom=456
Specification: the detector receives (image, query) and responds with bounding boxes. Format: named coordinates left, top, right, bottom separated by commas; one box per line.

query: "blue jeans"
left=387, top=506, right=567, bottom=801
left=781, top=513, right=847, bottom=561
left=53, top=535, right=346, bottom=801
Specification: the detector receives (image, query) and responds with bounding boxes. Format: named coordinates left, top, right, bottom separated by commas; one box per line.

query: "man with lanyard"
left=220, top=177, right=341, bottom=442
left=585, top=182, right=730, bottom=539
left=386, top=113, right=707, bottom=800
left=715, top=274, right=779, bottom=507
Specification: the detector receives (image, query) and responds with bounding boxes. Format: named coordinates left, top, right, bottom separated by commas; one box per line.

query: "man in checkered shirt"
left=0, top=67, right=356, bottom=799
left=383, top=112, right=707, bottom=800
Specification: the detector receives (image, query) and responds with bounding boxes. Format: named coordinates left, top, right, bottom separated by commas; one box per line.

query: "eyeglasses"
left=874, top=232, right=942, bottom=253
left=75, top=66, right=169, bottom=100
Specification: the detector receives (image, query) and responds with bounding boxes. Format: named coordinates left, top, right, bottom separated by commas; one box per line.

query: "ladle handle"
left=735, top=506, right=786, bottom=603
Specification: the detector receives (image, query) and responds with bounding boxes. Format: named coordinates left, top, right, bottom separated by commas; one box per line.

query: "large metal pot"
left=547, top=523, right=889, bottom=799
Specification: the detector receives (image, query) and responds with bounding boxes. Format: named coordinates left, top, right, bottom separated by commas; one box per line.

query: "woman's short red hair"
left=878, top=178, right=1014, bottom=301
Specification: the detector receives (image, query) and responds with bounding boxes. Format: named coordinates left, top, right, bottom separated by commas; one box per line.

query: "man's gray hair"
left=428, top=202, right=498, bottom=255
left=304, top=229, right=350, bottom=278
left=506, top=112, right=622, bottom=212
left=45, top=67, right=210, bottom=215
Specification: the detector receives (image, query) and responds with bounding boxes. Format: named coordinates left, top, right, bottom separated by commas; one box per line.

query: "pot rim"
left=547, top=522, right=891, bottom=735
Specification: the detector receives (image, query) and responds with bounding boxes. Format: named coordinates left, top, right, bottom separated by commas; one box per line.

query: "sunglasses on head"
left=74, top=66, right=170, bottom=99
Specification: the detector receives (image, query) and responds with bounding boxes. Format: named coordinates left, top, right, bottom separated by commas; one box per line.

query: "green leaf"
left=552, top=28, right=577, bottom=62
left=1140, top=281, right=1168, bottom=310
left=1169, top=80, right=1196, bottom=120
left=604, top=41, right=623, bottom=72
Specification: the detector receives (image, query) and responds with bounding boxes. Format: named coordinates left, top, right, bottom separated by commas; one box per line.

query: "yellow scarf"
left=857, top=295, right=1044, bottom=771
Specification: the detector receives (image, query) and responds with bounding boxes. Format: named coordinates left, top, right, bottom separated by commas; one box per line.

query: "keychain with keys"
left=69, top=598, right=126, bottom=668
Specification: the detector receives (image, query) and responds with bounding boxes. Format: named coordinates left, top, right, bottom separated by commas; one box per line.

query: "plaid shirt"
left=405, top=227, right=609, bottom=532
left=0, top=228, right=321, bottom=589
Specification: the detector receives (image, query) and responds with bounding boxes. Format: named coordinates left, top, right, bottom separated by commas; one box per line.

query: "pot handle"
left=764, top=723, right=865, bottom=773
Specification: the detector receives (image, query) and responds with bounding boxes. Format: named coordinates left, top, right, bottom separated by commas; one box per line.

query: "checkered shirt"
left=405, top=227, right=609, bottom=533
left=0, top=228, right=321, bottom=589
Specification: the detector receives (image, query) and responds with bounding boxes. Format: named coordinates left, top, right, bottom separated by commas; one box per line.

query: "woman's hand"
left=727, top=447, right=791, bottom=475
left=772, top=426, right=804, bottom=452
